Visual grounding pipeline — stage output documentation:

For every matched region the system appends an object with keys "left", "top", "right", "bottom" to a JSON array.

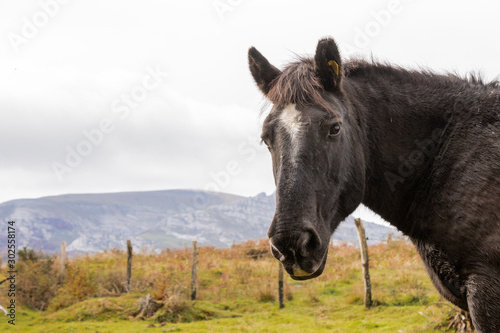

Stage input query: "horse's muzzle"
[{"left": 269, "top": 229, "right": 327, "bottom": 280}]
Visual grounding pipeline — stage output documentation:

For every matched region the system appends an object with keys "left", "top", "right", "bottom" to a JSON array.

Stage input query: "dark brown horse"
[{"left": 248, "top": 37, "right": 500, "bottom": 331}]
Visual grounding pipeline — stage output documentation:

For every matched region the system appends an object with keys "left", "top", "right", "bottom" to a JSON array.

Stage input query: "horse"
[{"left": 248, "top": 37, "right": 500, "bottom": 331}]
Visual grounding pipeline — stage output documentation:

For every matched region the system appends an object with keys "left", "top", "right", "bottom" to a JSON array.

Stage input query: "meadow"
[{"left": 0, "top": 236, "right": 459, "bottom": 332}]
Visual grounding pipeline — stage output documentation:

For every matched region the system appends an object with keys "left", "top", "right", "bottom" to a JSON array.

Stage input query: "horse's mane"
[
  {"left": 265, "top": 56, "right": 500, "bottom": 116},
  {"left": 344, "top": 58, "right": 500, "bottom": 91}
]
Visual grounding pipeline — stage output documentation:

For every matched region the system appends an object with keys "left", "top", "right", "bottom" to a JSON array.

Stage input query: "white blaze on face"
[{"left": 279, "top": 104, "right": 302, "bottom": 166}]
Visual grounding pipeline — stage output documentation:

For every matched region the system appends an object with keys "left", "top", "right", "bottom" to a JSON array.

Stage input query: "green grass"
[
  {"left": 0, "top": 301, "right": 453, "bottom": 332},
  {"left": 0, "top": 238, "right": 457, "bottom": 332}
]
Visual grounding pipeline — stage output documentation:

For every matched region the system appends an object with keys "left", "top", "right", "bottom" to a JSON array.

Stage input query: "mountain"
[{"left": 0, "top": 190, "right": 400, "bottom": 256}]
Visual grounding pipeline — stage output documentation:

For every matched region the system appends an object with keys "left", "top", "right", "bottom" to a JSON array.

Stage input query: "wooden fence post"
[
  {"left": 126, "top": 240, "right": 133, "bottom": 292},
  {"left": 354, "top": 218, "right": 372, "bottom": 308},
  {"left": 60, "top": 241, "right": 67, "bottom": 277},
  {"left": 191, "top": 241, "right": 198, "bottom": 300},
  {"left": 278, "top": 262, "right": 284, "bottom": 308}
]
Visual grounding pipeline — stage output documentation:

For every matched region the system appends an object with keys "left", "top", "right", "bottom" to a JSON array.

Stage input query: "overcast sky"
[{"left": 1, "top": 0, "right": 499, "bottom": 224}]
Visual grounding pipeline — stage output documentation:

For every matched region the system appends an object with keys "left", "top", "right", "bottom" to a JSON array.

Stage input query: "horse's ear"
[
  {"left": 248, "top": 47, "right": 281, "bottom": 96},
  {"left": 314, "top": 38, "right": 342, "bottom": 92}
]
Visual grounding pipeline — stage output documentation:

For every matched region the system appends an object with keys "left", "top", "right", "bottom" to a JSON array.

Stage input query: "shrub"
[
  {"left": 16, "top": 247, "right": 59, "bottom": 310},
  {"left": 48, "top": 264, "right": 97, "bottom": 311},
  {"left": 95, "top": 269, "right": 127, "bottom": 296}
]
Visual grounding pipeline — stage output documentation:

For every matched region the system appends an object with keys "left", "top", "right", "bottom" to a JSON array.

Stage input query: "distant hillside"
[{"left": 0, "top": 190, "right": 400, "bottom": 255}]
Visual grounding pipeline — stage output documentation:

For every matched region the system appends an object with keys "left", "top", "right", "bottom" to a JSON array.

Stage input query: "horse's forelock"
[{"left": 267, "top": 58, "right": 337, "bottom": 115}]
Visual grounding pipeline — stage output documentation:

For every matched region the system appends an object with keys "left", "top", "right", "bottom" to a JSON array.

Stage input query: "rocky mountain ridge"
[{"left": 0, "top": 190, "right": 400, "bottom": 256}]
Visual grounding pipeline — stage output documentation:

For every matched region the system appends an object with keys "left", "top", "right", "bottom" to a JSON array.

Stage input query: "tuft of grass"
[
  {"left": 346, "top": 295, "right": 364, "bottom": 305},
  {"left": 256, "top": 283, "right": 276, "bottom": 303},
  {"left": 307, "top": 291, "right": 321, "bottom": 305},
  {"left": 153, "top": 300, "right": 241, "bottom": 324}
]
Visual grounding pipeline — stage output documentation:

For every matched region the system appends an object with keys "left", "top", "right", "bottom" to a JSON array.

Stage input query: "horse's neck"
[{"left": 346, "top": 67, "right": 464, "bottom": 233}]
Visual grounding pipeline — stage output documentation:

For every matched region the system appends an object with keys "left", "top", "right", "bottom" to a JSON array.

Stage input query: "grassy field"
[{"left": 0, "top": 237, "right": 458, "bottom": 332}]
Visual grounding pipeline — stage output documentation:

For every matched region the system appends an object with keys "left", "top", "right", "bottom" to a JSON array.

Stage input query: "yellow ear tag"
[{"left": 328, "top": 60, "right": 339, "bottom": 76}]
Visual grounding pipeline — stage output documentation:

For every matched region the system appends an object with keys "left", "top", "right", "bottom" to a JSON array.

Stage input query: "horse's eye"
[
  {"left": 328, "top": 123, "right": 341, "bottom": 138},
  {"left": 261, "top": 138, "right": 271, "bottom": 150}
]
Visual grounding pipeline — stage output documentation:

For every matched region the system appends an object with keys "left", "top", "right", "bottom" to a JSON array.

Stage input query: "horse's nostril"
[
  {"left": 270, "top": 240, "right": 285, "bottom": 261},
  {"left": 298, "top": 232, "right": 311, "bottom": 257},
  {"left": 298, "top": 229, "right": 321, "bottom": 258}
]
